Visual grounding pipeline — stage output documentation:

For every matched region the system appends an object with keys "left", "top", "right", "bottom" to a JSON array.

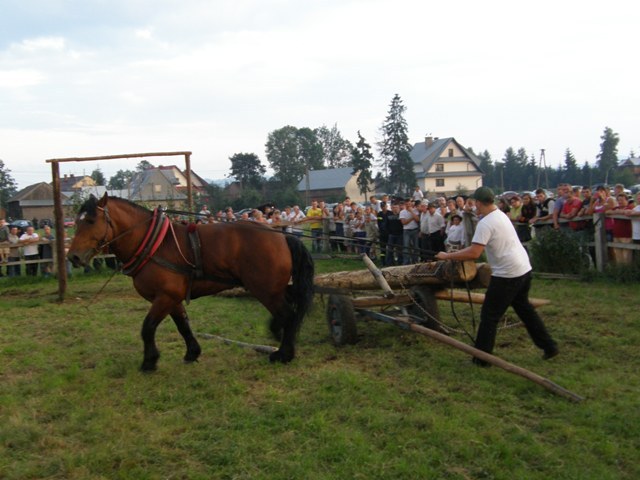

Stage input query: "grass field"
[{"left": 0, "top": 260, "right": 639, "bottom": 479}]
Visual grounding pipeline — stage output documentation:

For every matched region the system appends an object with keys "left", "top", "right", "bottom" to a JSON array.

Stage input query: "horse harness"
[{"left": 101, "top": 206, "right": 242, "bottom": 301}]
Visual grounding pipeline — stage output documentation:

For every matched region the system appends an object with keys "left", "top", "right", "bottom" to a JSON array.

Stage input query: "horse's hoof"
[
  {"left": 269, "top": 350, "right": 293, "bottom": 364},
  {"left": 140, "top": 362, "right": 158, "bottom": 372}
]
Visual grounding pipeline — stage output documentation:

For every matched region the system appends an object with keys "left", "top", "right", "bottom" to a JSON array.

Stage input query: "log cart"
[{"left": 315, "top": 256, "right": 583, "bottom": 402}]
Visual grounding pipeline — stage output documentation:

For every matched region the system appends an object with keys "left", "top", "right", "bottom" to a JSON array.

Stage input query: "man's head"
[
  {"left": 25, "top": 226, "right": 34, "bottom": 235},
  {"left": 471, "top": 186, "right": 495, "bottom": 206}
]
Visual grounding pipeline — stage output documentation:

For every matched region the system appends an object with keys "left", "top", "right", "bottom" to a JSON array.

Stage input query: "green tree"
[
  {"left": 378, "top": 94, "right": 415, "bottom": 195},
  {"left": 596, "top": 126, "right": 619, "bottom": 184},
  {"left": 136, "top": 160, "right": 154, "bottom": 171},
  {"left": 501, "top": 147, "right": 520, "bottom": 190},
  {"left": 265, "top": 126, "right": 323, "bottom": 188},
  {"left": 91, "top": 167, "right": 106, "bottom": 186},
  {"left": 562, "top": 148, "right": 579, "bottom": 185},
  {"left": 229, "top": 152, "right": 266, "bottom": 191},
  {"left": 351, "top": 131, "right": 374, "bottom": 197},
  {"left": 0, "top": 159, "right": 18, "bottom": 213},
  {"left": 477, "top": 150, "right": 494, "bottom": 188},
  {"left": 315, "top": 124, "right": 353, "bottom": 168},
  {"left": 108, "top": 169, "right": 134, "bottom": 189}
]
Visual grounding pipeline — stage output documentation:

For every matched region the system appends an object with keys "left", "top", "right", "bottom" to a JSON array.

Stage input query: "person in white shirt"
[
  {"left": 419, "top": 202, "right": 445, "bottom": 257},
  {"left": 445, "top": 214, "right": 464, "bottom": 250},
  {"left": 399, "top": 199, "right": 420, "bottom": 264},
  {"left": 436, "top": 186, "right": 558, "bottom": 366},
  {"left": 288, "top": 205, "right": 306, "bottom": 237},
  {"left": 412, "top": 186, "right": 424, "bottom": 202},
  {"left": 19, "top": 225, "right": 40, "bottom": 276}
]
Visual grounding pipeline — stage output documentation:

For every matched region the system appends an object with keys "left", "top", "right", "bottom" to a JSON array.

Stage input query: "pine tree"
[
  {"left": 351, "top": 131, "right": 374, "bottom": 197},
  {"left": 596, "top": 126, "right": 619, "bottom": 184},
  {"left": 378, "top": 94, "right": 415, "bottom": 195},
  {"left": 229, "top": 152, "right": 266, "bottom": 190}
]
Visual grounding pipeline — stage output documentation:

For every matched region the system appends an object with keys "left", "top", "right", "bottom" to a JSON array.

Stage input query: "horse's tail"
[{"left": 285, "top": 234, "right": 315, "bottom": 330}]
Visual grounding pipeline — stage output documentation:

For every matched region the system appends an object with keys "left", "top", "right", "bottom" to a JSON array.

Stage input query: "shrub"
[{"left": 529, "top": 228, "right": 590, "bottom": 274}]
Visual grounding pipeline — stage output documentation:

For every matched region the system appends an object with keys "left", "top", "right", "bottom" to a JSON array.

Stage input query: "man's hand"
[{"left": 435, "top": 251, "right": 448, "bottom": 261}]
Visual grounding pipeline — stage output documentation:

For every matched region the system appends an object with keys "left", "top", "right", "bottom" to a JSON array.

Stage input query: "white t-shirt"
[
  {"left": 288, "top": 210, "right": 305, "bottom": 233},
  {"left": 20, "top": 232, "right": 40, "bottom": 256},
  {"left": 399, "top": 208, "right": 419, "bottom": 230},
  {"left": 631, "top": 205, "right": 640, "bottom": 240},
  {"left": 472, "top": 208, "right": 531, "bottom": 278}
]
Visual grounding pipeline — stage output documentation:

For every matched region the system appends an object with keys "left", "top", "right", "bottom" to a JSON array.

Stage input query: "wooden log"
[
  {"left": 374, "top": 313, "right": 583, "bottom": 402},
  {"left": 433, "top": 289, "right": 551, "bottom": 308},
  {"left": 350, "top": 290, "right": 549, "bottom": 308},
  {"left": 466, "top": 262, "right": 492, "bottom": 289},
  {"left": 313, "top": 260, "right": 478, "bottom": 290},
  {"left": 361, "top": 254, "right": 395, "bottom": 298}
]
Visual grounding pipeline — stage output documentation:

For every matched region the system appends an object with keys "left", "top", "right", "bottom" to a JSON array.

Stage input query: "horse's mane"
[{"left": 79, "top": 195, "right": 152, "bottom": 218}]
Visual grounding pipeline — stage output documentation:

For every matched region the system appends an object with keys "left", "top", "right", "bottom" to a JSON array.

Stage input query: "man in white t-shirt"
[
  {"left": 436, "top": 186, "right": 558, "bottom": 366},
  {"left": 19, "top": 225, "right": 40, "bottom": 276}
]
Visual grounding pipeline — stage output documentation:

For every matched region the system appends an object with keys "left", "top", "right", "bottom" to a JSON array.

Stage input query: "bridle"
[{"left": 93, "top": 205, "right": 154, "bottom": 256}]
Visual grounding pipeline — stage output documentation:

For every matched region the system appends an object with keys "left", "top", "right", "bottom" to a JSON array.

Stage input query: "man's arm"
[{"left": 435, "top": 243, "right": 485, "bottom": 261}]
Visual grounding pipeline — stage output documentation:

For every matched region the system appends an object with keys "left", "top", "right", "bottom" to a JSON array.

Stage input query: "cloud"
[{"left": 0, "top": 69, "right": 46, "bottom": 88}]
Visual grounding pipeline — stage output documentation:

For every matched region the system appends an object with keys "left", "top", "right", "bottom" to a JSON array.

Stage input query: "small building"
[
  {"left": 59, "top": 174, "right": 96, "bottom": 191},
  {"left": 127, "top": 165, "right": 208, "bottom": 209},
  {"left": 296, "top": 167, "right": 374, "bottom": 204},
  {"left": 619, "top": 157, "right": 640, "bottom": 183},
  {"left": 410, "top": 136, "right": 483, "bottom": 197},
  {"left": 7, "top": 182, "right": 72, "bottom": 222}
]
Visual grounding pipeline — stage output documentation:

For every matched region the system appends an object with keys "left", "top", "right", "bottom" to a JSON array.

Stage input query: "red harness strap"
[{"left": 122, "top": 209, "right": 171, "bottom": 276}]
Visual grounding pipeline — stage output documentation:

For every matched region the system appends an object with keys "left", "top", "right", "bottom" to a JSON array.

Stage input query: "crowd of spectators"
[{"left": 3, "top": 183, "right": 639, "bottom": 278}]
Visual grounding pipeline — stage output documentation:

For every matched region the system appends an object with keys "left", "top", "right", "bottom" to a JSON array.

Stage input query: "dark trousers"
[
  {"left": 385, "top": 234, "right": 403, "bottom": 266},
  {"left": 25, "top": 254, "right": 39, "bottom": 276},
  {"left": 420, "top": 231, "right": 445, "bottom": 260},
  {"left": 311, "top": 228, "right": 323, "bottom": 253},
  {"left": 475, "top": 272, "right": 556, "bottom": 354}
]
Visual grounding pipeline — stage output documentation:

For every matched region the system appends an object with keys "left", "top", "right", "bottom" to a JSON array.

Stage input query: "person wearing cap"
[{"left": 435, "top": 186, "right": 558, "bottom": 365}]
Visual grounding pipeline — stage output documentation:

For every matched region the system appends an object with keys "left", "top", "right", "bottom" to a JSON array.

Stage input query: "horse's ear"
[{"left": 98, "top": 192, "right": 108, "bottom": 207}]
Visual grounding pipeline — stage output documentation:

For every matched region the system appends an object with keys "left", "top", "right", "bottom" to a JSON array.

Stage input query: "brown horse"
[{"left": 67, "top": 194, "right": 314, "bottom": 371}]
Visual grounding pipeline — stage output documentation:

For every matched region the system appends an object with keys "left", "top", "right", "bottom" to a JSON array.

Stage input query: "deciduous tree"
[
  {"left": 315, "top": 124, "right": 353, "bottom": 168},
  {"left": 0, "top": 160, "right": 18, "bottom": 212},
  {"left": 265, "top": 126, "right": 323, "bottom": 188},
  {"left": 229, "top": 152, "right": 266, "bottom": 190}
]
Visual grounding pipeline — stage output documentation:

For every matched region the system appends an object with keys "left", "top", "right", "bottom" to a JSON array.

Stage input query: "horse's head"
[{"left": 67, "top": 193, "right": 111, "bottom": 267}]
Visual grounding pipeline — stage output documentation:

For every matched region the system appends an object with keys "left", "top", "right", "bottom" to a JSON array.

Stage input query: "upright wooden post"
[
  {"left": 185, "top": 152, "right": 193, "bottom": 214},
  {"left": 51, "top": 161, "right": 67, "bottom": 301},
  {"left": 593, "top": 212, "right": 608, "bottom": 272}
]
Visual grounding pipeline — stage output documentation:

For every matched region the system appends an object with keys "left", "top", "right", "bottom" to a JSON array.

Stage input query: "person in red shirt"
[
  {"left": 607, "top": 193, "right": 634, "bottom": 264},
  {"left": 560, "top": 186, "right": 584, "bottom": 231}
]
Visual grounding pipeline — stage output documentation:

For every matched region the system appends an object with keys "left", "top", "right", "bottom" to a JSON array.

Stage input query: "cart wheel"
[
  {"left": 408, "top": 286, "right": 447, "bottom": 333},
  {"left": 326, "top": 294, "right": 358, "bottom": 345}
]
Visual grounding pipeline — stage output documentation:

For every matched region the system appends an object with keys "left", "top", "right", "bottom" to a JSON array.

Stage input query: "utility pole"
[{"left": 537, "top": 149, "right": 549, "bottom": 189}]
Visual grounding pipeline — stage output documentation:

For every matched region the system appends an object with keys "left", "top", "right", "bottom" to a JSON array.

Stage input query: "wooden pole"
[
  {"left": 377, "top": 313, "right": 583, "bottom": 402},
  {"left": 361, "top": 253, "right": 395, "bottom": 298},
  {"left": 185, "top": 152, "right": 193, "bottom": 215},
  {"left": 51, "top": 161, "right": 67, "bottom": 302},
  {"left": 196, "top": 332, "right": 277, "bottom": 354}
]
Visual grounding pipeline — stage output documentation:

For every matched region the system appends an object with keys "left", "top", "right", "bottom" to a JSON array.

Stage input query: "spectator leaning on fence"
[
  {"left": 19, "top": 226, "right": 40, "bottom": 276},
  {"left": 7, "top": 227, "right": 20, "bottom": 277},
  {"left": 530, "top": 188, "right": 555, "bottom": 229},
  {"left": 39, "top": 224, "right": 55, "bottom": 277},
  {"left": 0, "top": 218, "right": 9, "bottom": 277},
  {"left": 623, "top": 192, "right": 640, "bottom": 248},
  {"left": 608, "top": 193, "right": 634, "bottom": 265}
]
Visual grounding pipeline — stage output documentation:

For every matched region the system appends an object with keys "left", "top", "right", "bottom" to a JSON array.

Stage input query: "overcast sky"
[{"left": 1, "top": 0, "right": 638, "bottom": 190}]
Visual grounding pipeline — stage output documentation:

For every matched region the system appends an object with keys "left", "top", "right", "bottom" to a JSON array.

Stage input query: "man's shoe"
[{"left": 543, "top": 347, "right": 559, "bottom": 360}]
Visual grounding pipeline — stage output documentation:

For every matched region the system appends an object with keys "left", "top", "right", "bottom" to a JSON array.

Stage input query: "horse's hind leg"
[
  {"left": 268, "top": 305, "right": 297, "bottom": 364},
  {"left": 170, "top": 304, "right": 201, "bottom": 364}
]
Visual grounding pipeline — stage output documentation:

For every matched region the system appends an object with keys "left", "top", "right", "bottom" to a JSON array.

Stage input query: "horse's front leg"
[
  {"left": 140, "top": 299, "right": 173, "bottom": 372},
  {"left": 170, "top": 303, "right": 201, "bottom": 364}
]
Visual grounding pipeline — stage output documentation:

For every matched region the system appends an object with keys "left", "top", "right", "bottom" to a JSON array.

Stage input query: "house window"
[
  {"left": 448, "top": 148, "right": 454, "bottom": 157},
  {"left": 154, "top": 184, "right": 162, "bottom": 193},
  {"left": 435, "top": 163, "right": 444, "bottom": 172},
  {"left": 436, "top": 179, "right": 445, "bottom": 187}
]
